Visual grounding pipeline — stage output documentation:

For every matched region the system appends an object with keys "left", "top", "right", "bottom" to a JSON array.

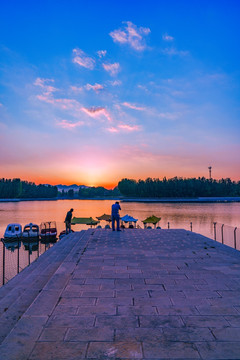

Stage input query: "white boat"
[
  {"left": 4, "top": 223, "right": 22, "bottom": 239},
  {"left": 22, "top": 223, "right": 39, "bottom": 238}
]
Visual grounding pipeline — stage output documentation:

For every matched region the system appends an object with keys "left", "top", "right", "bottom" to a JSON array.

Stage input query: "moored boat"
[
  {"left": 40, "top": 221, "right": 57, "bottom": 240},
  {"left": 22, "top": 223, "right": 39, "bottom": 238},
  {"left": 4, "top": 223, "right": 22, "bottom": 239}
]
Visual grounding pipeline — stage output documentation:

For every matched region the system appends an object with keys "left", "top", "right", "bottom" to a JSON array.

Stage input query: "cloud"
[
  {"left": 122, "top": 102, "right": 146, "bottom": 111},
  {"left": 34, "top": 77, "right": 58, "bottom": 95},
  {"left": 85, "top": 83, "right": 104, "bottom": 92},
  {"left": 106, "top": 126, "right": 119, "bottom": 133},
  {"left": 72, "top": 48, "right": 95, "bottom": 70},
  {"left": 118, "top": 124, "right": 141, "bottom": 131},
  {"left": 102, "top": 62, "right": 120, "bottom": 76},
  {"left": 81, "top": 106, "right": 112, "bottom": 122},
  {"left": 108, "top": 80, "right": 122, "bottom": 86},
  {"left": 70, "top": 86, "right": 83, "bottom": 92},
  {"left": 106, "top": 124, "right": 141, "bottom": 133},
  {"left": 162, "top": 47, "right": 189, "bottom": 56},
  {"left": 97, "top": 50, "right": 107, "bottom": 58},
  {"left": 110, "top": 21, "right": 150, "bottom": 51},
  {"left": 57, "top": 119, "right": 84, "bottom": 129},
  {"left": 162, "top": 33, "right": 174, "bottom": 41}
]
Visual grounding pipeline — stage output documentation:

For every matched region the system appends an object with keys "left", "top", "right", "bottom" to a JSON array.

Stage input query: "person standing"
[
  {"left": 111, "top": 201, "right": 121, "bottom": 231},
  {"left": 65, "top": 208, "right": 74, "bottom": 234}
]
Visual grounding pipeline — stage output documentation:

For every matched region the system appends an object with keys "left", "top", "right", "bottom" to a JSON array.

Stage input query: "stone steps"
[{"left": 0, "top": 230, "right": 88, "bottom": 345}]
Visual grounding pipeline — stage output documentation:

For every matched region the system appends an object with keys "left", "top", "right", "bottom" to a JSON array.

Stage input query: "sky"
[{"left": 0, "top": 0, "right": 239, "bottom": 188}]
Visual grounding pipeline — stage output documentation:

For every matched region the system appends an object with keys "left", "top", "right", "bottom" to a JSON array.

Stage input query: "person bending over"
[{"left": 65, "top": 208, "right": 74, "bottom": 234}]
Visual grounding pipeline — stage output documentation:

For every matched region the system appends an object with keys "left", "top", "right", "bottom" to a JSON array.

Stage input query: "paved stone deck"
[{"left": 0, "top": 229, "right": 240, "bottom": 359}]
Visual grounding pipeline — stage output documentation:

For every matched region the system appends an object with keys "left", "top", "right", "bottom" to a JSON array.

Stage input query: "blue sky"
[{"left": 0, "top": 0, "right": 239, "bottom": 187}]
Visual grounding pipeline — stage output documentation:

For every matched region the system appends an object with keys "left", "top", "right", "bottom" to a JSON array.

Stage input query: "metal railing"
[
  {"left": 213, "top": 222, "right": 239, "bottom": 250},
  {"left": 0, "top": 235, "right": 58, "bottom": 287}
]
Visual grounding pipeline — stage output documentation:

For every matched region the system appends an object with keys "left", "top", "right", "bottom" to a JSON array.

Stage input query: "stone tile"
[
  {"left": 97, "top": 297, "right": 133, "bottom": 306},
  {"left": 95, "top": 315, "right": 139, "bottom": 328},
  {"left": 224, "top": 315, "right": 240, "bottom": 327},
  {"left": 46, "top": 315, "right": 95, "bottom": 328},
  {"left": 52, "top": 305, "right": 78, "bottom": 316},
  {"left": 87, "top": 341, "right": 143, "bottom": 359},
  {"left": 142, "top": 341, "right": 200, "bottom": 359},
  {"left": 196, "top": 305, "right": 239, "bottom": 315},
  {"left": 117, "top": 305, "right": 158, "bottom": 316},
  {"left": 59, "top": 297, "right": 96, "bottom": 306},
  {"left": 38, "top": 327, "right": 68, "bottom": 341},
  {"left": 211, "top": 327, "right": 240, "bottom": 341},
  {"left": 29, "top": 341, "right": 87, "bottom": 360},
  {"left": 139, "top": 315, "right": 184, "bottom": 328},
  {"left": 182, "top": 315, "right": 229, "bottom": 328},
  {"left": 115, "top": 327, "right": 164, "bottom": 342},
  {"left": 65, "top": 327, "right": 114, "bottom": 341},
  {"left": 0, "top": 315, "right": 48, "bottom": 360},
  {"left": 196, "top": 341, "right": 240, "bottom": 359},
  {"left": 77, "top": 305, "right": 116, "bottom": 316},
  {"left": 156, "top": 305, "right": 199, "bottom": 315},
  {"left": 163, "top": 327, "right": 215, "bottom": 341}
]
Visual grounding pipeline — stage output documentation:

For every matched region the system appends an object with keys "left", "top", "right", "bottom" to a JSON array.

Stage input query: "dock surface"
[{"left": 0, "top": 229, "right": 240, "bottom": 359}]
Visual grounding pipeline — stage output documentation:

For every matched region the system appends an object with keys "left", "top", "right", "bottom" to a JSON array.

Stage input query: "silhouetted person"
[
  {"left": 65, "top": 208, "right": 74, "bottom": 234},
  {"left": 111, "top": 201, "right": 121, "bottom": 231}
]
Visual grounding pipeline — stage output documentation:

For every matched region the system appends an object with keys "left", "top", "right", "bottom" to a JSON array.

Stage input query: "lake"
[
  {"left": 0, "top": 199, "right": 240, "bottom": 286},
  {"left": 1, "top": 199, "right": 240, "bottom": 239}
]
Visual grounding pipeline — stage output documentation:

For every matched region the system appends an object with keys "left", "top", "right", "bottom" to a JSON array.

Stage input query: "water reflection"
[{"left": 0, "top": 200, "right": 240, "bottom": 240}]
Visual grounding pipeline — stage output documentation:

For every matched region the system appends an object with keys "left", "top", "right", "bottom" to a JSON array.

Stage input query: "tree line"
[
  {"left": 118, "top": 177, "right": 240, "bottom": 198},
  {"left": 0, "top": 178, "right": 58, "bottom": 199}
]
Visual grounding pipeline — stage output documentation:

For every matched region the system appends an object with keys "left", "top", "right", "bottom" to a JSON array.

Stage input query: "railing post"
[
  {"left": 2, "top": 240, "right": 5, "bottom": 285},
  {"left": 17, "top": 236, "right": 20, "bottom": 274},
  {"left": 190, "top": 222, "right": 192, "bottom": 232},
  {"left": 213, "top": 222, "right": 217, "bottom": 241},
  {"left": 221, "top": 224, "right": 224, "bottom": 244},
  {"left": 28, "top": 233, "right": 30, "bottom": 265},
  {"left": 234, "top": 227, "right": 237, "bottom": 250},
  {"left": 167, "top": 222, "right": 170, "bottom": 229}
]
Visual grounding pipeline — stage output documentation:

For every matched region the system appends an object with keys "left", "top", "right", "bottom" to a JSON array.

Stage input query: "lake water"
[
  {"left": 1, "top": 199, "right": 240, "bottom": 239},
  {"left": 0, "top": 200, "right": 240, "bottom": 286}
]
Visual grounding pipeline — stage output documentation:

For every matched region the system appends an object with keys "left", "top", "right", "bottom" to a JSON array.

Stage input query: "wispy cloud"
[
  {"left": 57, "top": 119, "right": 84, "bottom": 129},
  {"left": 118, "top": 124, "right": 141, "bottom": 131},
  {"left": 72, "top": 48, "right": 95, "bottom": 69},
  {"left": 162, "top": 47, "right": 189, "bottom": 56},
  {"left": 81, "top": 106, "right": 112, "bottom": 122},
  {"left": 34, "top": 78, "right": 58, "bottom": 95},
  {"left": 106, "top": 124, "right": 141, "bottom": 133},
  {"left": 162, "top": 33, "right": 174, "bottom": 41},
  {"left": 70, "top": 86, "right": 83, "bottom": 92},
  {"left": 122, "top": 102, "right": 146, "bottom": 111},
  {"left": 108, "top": 80, "right": 122, "bottom": 87},
  {"left": 97, "top": 50, "right": 107, "bottom": 58},
  {"left": 102, "top": 62, "right": 120, "bottom": 76},
  {"left": 85, "top": 83, "right": 104, "bottom": 92},
  {"left": 110, "top": 21, "right": 150, "bottom": 51}
]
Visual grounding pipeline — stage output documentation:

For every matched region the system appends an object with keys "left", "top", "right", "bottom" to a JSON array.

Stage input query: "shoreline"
[{"left": 0, "top": 196, "right": 240, "bottom": 203}]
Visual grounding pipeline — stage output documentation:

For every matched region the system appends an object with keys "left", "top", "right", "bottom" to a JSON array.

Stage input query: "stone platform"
[{"left": 0, "top": 229, "right": 240, "bottom": 359}]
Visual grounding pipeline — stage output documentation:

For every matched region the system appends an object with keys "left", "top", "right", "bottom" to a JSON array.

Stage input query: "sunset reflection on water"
[{"left": 0, "top": 200, "right": 240, "bottom": 240}]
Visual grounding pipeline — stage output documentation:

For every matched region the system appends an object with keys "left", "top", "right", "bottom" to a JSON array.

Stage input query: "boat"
[
  {"left": 40, "top": 221, "right": 57, "bottom": 241},
  {"left": 4, "top": 223, "right": 22, "bottom": 239},
  {"left": 22, "top": 223, "right": 39, "bottom": 239}
]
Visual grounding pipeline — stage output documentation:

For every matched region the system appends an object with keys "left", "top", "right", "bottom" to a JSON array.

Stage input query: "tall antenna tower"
[{"left": 208, "top": 166, "right": 212, "bottom": 180}]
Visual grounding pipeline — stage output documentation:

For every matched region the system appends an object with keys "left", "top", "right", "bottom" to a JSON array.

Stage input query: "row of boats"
[{"left": 3, "top": 221, "right": 58, "bottom": 241}]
